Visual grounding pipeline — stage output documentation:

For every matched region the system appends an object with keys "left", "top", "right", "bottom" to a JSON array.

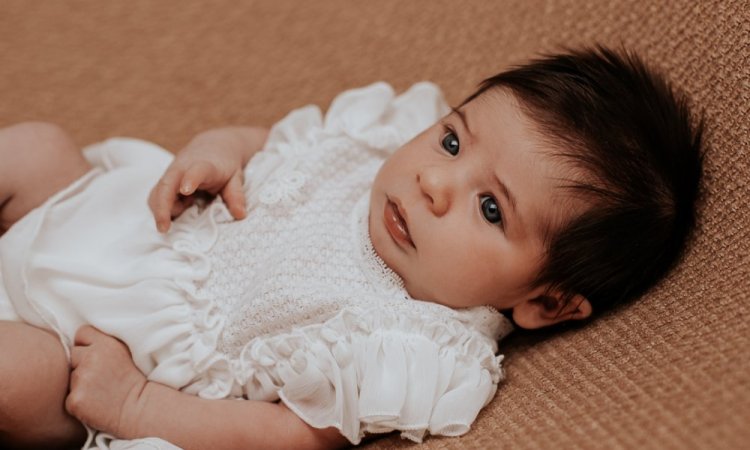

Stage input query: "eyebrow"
[{"left": 451, "top": 107, "right": 473, "bottom": 138}]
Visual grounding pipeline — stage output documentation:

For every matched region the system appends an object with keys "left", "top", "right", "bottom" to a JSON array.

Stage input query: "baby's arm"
[
  {"left": 149, "top": 126, "right": 269, "bottom": 232},
  {"left": 0, "top": 122, "right": 90, "bottom": 232},
  {"left": 66, "top": 326, "right": 347, "bottom": 450},
  {"left": 124, "top": 383, "right": 346, "bottom": 450}
]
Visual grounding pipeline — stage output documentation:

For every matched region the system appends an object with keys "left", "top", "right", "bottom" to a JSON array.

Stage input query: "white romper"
[{"left": 0, "top": 82, "right": 513, "bottom": 447}]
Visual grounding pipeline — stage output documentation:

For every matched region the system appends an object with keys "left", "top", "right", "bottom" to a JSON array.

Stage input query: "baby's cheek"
[{"left": 423, "top": 266, "right": 485, "bottom": 308}]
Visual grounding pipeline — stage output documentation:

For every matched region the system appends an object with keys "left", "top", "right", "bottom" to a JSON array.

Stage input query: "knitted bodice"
[{"left": 196, "top": 145, "right": 405, "bottom": 357}]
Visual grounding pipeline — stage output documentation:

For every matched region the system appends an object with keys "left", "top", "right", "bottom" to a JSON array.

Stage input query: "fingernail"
[{"left": 181, "top": 183, "right": 191, "bottom": 194}]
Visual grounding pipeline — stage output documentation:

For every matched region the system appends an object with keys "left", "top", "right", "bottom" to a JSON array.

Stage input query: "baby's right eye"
[{"left": 441, "top": 130, "right": 460, "bottom": 156}]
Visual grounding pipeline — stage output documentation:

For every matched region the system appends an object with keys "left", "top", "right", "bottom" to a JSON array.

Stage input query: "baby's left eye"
[
  {"left": 441, "top": 131, "right": 460, "bottom": 156},
  {"left": 480, "top": 195, "right": 503, "bottom": 225}
]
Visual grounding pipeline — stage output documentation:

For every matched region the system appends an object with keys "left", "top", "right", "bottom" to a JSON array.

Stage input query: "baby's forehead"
[
  {"left": 457, "top": 89, "right": 552, "bottom": 148},
  {"left": 460, "top": 91, "right": 594, "bottom": 243}
]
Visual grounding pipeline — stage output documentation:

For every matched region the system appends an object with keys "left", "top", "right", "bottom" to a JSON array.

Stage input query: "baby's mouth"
[{"left": 384, "top": 198, "right": 415, "bottom": 249}]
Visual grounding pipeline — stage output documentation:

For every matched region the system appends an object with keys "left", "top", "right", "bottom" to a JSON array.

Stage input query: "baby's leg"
[
  {"left": 0, "top": 122, "right": 91, "bottom": 233},
  {"left": 0, "top": 321, "right": 86, "bottom": 449}
]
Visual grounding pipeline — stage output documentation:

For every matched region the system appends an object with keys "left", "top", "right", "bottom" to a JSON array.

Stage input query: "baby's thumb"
[{"left": 222, "top": 171, "right": 247, "bottom": 220}]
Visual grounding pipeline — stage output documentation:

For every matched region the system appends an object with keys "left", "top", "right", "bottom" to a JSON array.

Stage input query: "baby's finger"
[
  {"left": 221, "top": 171, "right": 247, "bottom": 220},
  {"left": 74, "top": 325, "right": 100, "bottom": 346},
  {"left": 181, "top": 161, "right": 221, "bottom": 195},
  {"left": 149, "top": 169, "right": 183, "bottom": 232}
]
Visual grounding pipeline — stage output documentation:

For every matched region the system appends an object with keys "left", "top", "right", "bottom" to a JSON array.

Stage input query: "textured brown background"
[{"left": 1, "top": 1, "right": 748, "bottom": 449}]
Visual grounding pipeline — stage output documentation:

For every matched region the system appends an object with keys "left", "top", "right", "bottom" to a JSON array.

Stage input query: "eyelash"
[{"left": 439, "top": 124, "right": 504, "bottom": 229}]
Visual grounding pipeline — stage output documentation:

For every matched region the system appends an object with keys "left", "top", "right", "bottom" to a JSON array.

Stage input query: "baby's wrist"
[{"left": 117, "top": 379, "right": 153, "bottom": 439}]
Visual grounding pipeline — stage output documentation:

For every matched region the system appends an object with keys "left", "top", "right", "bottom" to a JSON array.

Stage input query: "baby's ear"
[{"left": 511, "top": 291, "right": 592, "bottom": 329}]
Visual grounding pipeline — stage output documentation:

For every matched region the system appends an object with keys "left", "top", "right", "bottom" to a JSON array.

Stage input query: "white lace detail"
[
  {"left": 257, "top": 166, "right": 308, "bottom": 205},
  {"left": 351, "top": 194, "right": 407, "bottom": 295}
]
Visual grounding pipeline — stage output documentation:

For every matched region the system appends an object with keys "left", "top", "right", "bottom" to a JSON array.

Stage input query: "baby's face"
[{"left": 369, "top": 90, "right": 575, "bottom": 311}]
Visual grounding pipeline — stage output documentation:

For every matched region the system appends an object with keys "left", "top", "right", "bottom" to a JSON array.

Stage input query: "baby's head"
[{"left": 369, "top": 46, "right": 703, "bottom": 329}]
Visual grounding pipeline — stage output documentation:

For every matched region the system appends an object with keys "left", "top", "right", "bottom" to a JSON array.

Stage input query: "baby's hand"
[
  {"left": 65, "top": 325, "right": 148, "bottom": 438},
  {"left": 149, "top": 128, "right": 257, "bottom": 232}
]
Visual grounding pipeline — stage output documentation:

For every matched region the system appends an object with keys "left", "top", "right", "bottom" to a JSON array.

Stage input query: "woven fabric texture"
[{"left": 0, "top": 1, "right": 747, "bottom": 449}]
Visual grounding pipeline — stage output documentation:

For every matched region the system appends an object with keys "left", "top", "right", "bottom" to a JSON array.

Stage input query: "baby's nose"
[{"left": 417, "top": 168, "right": 452, "bottom": 216}]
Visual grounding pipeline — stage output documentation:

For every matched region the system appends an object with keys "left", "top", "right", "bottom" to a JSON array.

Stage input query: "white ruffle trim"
[
  {"left": 248, "top": 81, "right": 449, "bottom": 209},
  {"left": 176, "top": 303, "right": 504, "bottom": 445},
  {"left": 147, "top": 198, "right": 238, "bottom": 397}
]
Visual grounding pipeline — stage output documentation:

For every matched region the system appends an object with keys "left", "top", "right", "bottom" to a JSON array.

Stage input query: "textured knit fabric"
[{"left": 0, "top": 82, "right": 513, "bottom": 446}]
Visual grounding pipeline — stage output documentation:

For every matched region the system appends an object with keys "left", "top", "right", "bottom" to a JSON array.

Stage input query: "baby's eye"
[
  {"left": 480, "top": 195, "right": 503, "bottom": 225},
  {"left": 441, "top": 131, "right": 460, "bottom": 156}
]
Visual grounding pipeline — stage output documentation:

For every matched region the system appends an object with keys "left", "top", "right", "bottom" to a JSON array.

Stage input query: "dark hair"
[{"left": 464, "top": 46, "right": 703, "bottom": 314}]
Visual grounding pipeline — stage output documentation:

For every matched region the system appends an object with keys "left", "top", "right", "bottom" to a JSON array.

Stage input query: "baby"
[{"left": 0, "top": 47, "right": 702, "bottom": 449}]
